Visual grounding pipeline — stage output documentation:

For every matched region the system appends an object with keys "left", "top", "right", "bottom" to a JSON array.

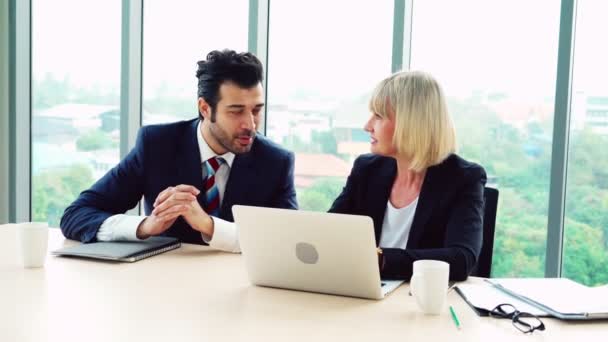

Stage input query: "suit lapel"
[
  {"left": 406, "top": 165, "right": 442, "bottom": 249},
  {"left": 370, "top": 158, "right": 396, "bottom": 244},
  {"left": 176, "top": 119, "right": 205, "bottom": 207}
]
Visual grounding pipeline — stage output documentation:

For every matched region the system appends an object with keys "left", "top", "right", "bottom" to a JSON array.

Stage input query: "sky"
[
  {"left": 31, "top": 0, "right": 608, "bottom": 105},
  {"left": 32, "top": 0, "right": 122, "bottom": 89},
  {"left": 411, "top": 0, "right": 561, "bottom": 99},
  {"left": 411, "top": 0, "right": 608, "bottom": 98}
]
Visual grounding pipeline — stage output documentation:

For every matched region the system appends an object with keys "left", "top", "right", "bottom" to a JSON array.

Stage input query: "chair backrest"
[{"left": 471, "top": 187, "right": 499, "bottom": 278}]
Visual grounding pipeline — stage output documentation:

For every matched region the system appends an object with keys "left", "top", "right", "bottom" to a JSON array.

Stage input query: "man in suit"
[{"left": 60, "top": 49, "right": 297, "bottom": 252}]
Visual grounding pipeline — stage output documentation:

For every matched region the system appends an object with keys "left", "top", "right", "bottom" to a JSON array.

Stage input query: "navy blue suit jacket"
[
  {"left": 60, "top": 118, "right": 298, "bottom": 244},
  {"left": 329, "top": 153, "right": 486, "bottom": 281}
]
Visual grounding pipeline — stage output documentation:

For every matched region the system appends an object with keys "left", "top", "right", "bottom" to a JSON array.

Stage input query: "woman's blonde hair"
[{"left": 369, "top": 70, "right": 456, "bottom": 172}]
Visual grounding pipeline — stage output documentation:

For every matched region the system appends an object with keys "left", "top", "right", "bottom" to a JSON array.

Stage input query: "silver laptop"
[{"left": 233, "top": 205, "right": 404, "bottom": 300}]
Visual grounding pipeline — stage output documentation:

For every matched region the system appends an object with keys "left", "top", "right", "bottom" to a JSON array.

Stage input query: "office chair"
[{"left": 471, "top": 187, "right": 499, "bottom": 278}]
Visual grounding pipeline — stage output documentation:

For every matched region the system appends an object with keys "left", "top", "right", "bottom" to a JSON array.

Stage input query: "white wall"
[{"left": 0, "top": 0, "right": 9, "bottom": 223}]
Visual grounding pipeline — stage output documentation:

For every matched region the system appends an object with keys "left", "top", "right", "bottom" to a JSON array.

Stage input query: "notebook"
[
  {"left": 455, "top": 282, "right": 549, "bottom": 317},
  {"left": 52, "top": 236, "right": 181, "bottom": 262},
  {"left": 487, "top": 278, "right": 608, "bottom": 320}
]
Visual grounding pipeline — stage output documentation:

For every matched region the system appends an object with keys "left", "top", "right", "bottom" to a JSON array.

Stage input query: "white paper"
[
  {"left": 456, "top": 283, "right": 547, "bottom": 316},
  {"left": 489, "top": 278, "right": 608, "bottom": 315}
]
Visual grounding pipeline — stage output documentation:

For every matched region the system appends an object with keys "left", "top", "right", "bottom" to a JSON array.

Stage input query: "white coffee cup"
[
  {"left": 410, "top": 260, "right": 450, "bottom": 315},
  {"left": 17, "top": 222, "right": 49, "bottom": 268}
]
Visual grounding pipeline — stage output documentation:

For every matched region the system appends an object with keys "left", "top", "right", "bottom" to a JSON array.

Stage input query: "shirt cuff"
[
  {"left": 96, "top": 214, "right": 148, "bottom": 242},
  {"left": 201, "top": 217, "right": 240, "bottom": 253}
]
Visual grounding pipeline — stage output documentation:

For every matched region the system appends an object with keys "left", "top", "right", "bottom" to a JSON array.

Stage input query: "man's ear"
[{"left": 198, "top": 97, "right": 211, "bottom": 121}]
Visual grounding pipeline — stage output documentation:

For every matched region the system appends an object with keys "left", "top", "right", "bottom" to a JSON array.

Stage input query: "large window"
[
  {"left": 563, "top": 0, "right": 608, "bottom": 286},
  {"left": 21, "top": 1, "right": 608, "bottom": 282},
  {"left": 31, "top": 0, "right": 122, "bottom": 226},
  {"left": 410, "top": 0, "right": 561, "bottom": 277},
  {"left": 266, "top": 0, "right": 393, "bottom": 211},
  {"left": 142, "top": 0, "right": 248, "bottom": 125}
]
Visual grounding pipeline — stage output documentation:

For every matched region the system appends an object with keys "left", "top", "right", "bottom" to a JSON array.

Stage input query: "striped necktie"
[{"left": 203, "top": 156, "right": 223, "bottom": 217}]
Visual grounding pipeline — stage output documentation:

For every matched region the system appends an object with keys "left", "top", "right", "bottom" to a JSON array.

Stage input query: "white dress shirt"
[
  {"left": 96, "top": 121, "right": 241, "bottom": 253},
  {"left": 378, "top": 197, "right": 419, "bottom": 249}
]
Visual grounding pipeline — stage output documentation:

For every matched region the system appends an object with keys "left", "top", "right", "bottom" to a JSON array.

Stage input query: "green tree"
[
  {"left": 312, "top": 131, "right": 338, "bottom": 155},
  {"left": 32, "top": 164, "right": 94, "bottom": 227},
  {"left": 562, "top": 220, "right": 608, "bottom": 285},
  {"left": 569, "top": 129, "right": 608, "bottom": 189},
  {"left": 299, "top": 191, "right": 331, "bottom": 212},
  {"left": 143, "top": 81, "right": 195, "bottom": 117},
  {"left": 33, "top": 74, "right": 120, "bottom": 110},
  {"left": 76, "top": 130, "right": 118, "bottom": 151},
  {"left": 283, "top": 130, "right": 338, "bottom": 155},
  {"left": 298, "top": 177, "right": 345, "bottom": 211},
  {"left": 32, "top": 73, "right": 71, "bottom": 110}
]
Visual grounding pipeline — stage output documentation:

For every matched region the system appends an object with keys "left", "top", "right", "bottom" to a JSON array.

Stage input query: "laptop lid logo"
[{"left": 295, "top": 242, "right": 319, "bottom": 264}]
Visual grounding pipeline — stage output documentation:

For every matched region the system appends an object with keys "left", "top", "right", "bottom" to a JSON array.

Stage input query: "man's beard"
[{"left": 209, "top": 123, "right": 256, "bottom": 154}]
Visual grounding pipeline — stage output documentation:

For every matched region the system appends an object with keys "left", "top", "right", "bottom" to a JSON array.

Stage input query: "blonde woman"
[{"left": 330, "top": 71, "right": 486, "bottom": 281}]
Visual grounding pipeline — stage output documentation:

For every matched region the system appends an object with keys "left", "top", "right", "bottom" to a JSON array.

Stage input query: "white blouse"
[{"left": 379, "top": 197, "right": 419, "bottom": 249}]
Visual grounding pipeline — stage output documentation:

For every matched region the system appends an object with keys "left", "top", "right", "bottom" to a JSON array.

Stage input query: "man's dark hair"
[{"left": 196, "top": 49, "right": 264, "bottom": 122}]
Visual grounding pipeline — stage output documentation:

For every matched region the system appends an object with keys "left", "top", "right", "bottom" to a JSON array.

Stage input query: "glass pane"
[
  {"left": 563, "top": 0, "right": 608, "bottom": 286},
  {"left": 411, "top": 0, "right": 560, "bottom": 277},
  {"left": 31, "top": 0, "right": 121, "bottom": 227},
  {"left": 266, "top": 0, "right": 393, "bottom": 211},
  {"left": 142, "top": 0, "right": 248, "bottom": 125}
]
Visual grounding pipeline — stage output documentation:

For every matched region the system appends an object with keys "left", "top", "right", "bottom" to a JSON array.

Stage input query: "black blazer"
[
  {"left": 60, "top": 118, "right": 298, "bottom": 244},
  {"left": 329, "top": 153, "right": 486, "bottom": 281}
]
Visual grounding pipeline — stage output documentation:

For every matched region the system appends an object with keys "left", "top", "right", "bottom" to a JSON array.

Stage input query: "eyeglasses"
[{"left": 489, "top": 304, "right": 546, "bottom": 333}]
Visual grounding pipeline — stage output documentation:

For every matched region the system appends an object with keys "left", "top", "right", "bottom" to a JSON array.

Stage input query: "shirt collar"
[{"left": 197, "top": 120, "right": 235, "bottom": 167}]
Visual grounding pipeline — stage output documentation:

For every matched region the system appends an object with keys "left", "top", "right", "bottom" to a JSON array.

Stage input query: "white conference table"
[{"left": 1, "top": 224, "right": 606, "bottom": 342}]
